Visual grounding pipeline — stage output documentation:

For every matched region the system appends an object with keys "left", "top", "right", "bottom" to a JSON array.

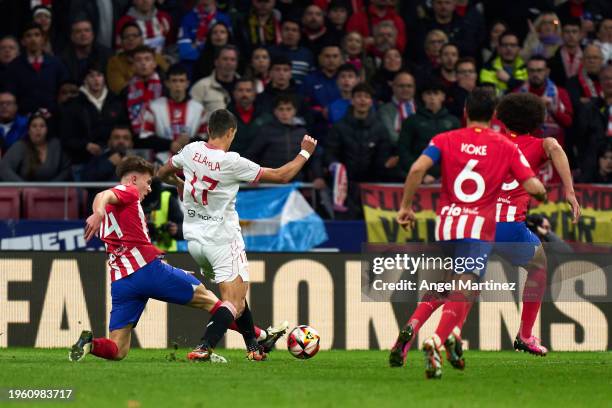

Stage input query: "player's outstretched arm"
[
  {"left": 522, "top": 177, "right": 547, "bottom": 203},
  {"left": 543, "top": 137, "right": 581, "bottom": 223},
  {"left": 157, "top": 161, "right": 185, "bottom": 197},
  {"left": 397, "top": 154, "right": 434, "bottom": 230},
  {"left": 259, "top": 135, "right": 317, "bottom": 184},
  {"left": 84, "top": 190, "right": 120, "bottom": 241}
]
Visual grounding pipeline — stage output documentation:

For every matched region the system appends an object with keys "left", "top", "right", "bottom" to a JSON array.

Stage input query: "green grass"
[{"left": 1, "top": 348, "right": 611, "bottom": 408}]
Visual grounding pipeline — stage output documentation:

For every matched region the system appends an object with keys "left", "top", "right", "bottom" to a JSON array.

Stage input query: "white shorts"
[{"left": 187, "top": 238, "right": 250, "bottom": 284}]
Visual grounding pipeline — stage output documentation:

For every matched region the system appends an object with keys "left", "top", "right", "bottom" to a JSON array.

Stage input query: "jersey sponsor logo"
[
  {"left": 460, "top": 143, "right": 488, "bottom": 156},
  {"left": 440, "top": 203, "right": 481, "bottom": 217},
  {"left": 186, "top": 209, "right": 224, "bottom": 222},
  {"left": 192, "top": 152, "right": 221, "bottom": 171}
]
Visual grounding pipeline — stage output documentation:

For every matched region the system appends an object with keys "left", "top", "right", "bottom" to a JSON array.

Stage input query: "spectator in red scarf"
[
  {"left": 115, "top": 0, "right": 173, "bottom": 53},
  {"left": 514, "top": 56, "right": 573, "bottom": 157},
  {"left": 178, "top": 0, "right": 232, "bottom": 71},
  {"left": 341, "top": 31, "right": 375, "bottom": 81},
  {"left": 566, "top": 44, "right": 604, "bottom": 109},
  {"left": 121, "top": 45, "right": 163, "bottom": 135},
  {"left": 346, "top": 0, "right": 406, "bottom": 53}
]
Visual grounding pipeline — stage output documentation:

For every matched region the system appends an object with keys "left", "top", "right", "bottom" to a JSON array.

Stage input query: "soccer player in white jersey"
[{"left": 157, "top": 108, "right": 317, "bottom": 361}]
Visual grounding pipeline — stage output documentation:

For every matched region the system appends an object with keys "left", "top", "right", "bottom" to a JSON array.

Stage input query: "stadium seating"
[
  {"left": 22, "top": 188, "right": 80, "bottom": 220},
  {"left": 0, "top": 188, "right": 21, "bottom": 219}
]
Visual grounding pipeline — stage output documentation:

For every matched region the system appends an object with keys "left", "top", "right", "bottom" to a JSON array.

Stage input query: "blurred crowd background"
[{"left": 0, "top": 0, "right": 610, "bottom": 223}]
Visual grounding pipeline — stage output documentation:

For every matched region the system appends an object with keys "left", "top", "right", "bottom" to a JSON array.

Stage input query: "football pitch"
[{"left": 1, "top": 348, "right": 611, "bottom": 408}]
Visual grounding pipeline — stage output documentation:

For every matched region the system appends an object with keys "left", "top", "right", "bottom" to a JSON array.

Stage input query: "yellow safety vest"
[{"left": 151, "top": 191, "right": 178, "bottom": 252}]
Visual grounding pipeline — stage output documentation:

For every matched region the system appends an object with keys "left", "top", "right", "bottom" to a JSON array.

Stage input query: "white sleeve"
[
  {"left": 230, "top": 154, "right": 263, "bottom": 183},
  {"left": 171, "top": 146, "right": 187, "bottom": 169}
]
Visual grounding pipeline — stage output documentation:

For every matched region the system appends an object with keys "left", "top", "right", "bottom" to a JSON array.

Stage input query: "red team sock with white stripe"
[
  {"left": 210, "top": 300, "right": 265, "bottom": 341},
  {"left": 92, "top": 338, "right": 119, "bottom": 360},
  {"left": 519, "top": 267, "right": 547, "bottom": 339}
]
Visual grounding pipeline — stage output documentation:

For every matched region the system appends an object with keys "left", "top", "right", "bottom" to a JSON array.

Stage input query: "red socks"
[
  {"left": 520, "top": 266, "right": 547, "bottom": 339},
  {"left": 210, "top": 300, "right": 264, "bottom": 339},
  {"left": 408, "top": 298, "right": 444, "bottom": 333},
  {"left": 92, "top": 338, "right": 119, "bottom": 360},
  {"left": 433, "top": 291, "right": 469, "bottom": 346},
  {"left": 456, "top": 301, "right": 474, "bottom": 332}
]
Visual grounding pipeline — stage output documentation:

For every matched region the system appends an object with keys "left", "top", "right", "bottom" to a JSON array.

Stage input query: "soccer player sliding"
[
  {"left": 69, "top": 156, "right": 286, "bottom": 363},
  {"left": 157, "top": 109, "right": 318, "bottom": 362},
  {"left": 389, "top": 88, "right": 547, "bottom": 379},
  {"left": 443, "top": 93, "right": 581, "bottom": 366}
]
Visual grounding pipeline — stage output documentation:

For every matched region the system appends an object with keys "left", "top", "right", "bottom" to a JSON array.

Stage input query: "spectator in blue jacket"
[
  {"left": 301, "top": 43, "right": 343, "bottom": 120},
  {"left": 6, "top": 22, "right": 68, "bottom": 115},
  {"left": 327, "top": 63, "right": 359, "bottom": 124},
  {"left": 178, "top": 0, "right": 232, "bottom": 73},
  {"left": 268, "top": 18, "right": 314, "bottom": 86},
  {"left": 0, "top": 91, "right": 28, "bottom": 155}
]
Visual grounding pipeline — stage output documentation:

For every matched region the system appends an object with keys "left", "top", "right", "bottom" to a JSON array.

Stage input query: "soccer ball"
[{"left": 287, "top": 325, "right": 320, "bottom": 359}]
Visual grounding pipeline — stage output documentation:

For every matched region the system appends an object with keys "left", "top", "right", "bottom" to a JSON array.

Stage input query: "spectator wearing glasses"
[
  {"left": 107, "top": 22, "right": 169, "bottom": 94},
  {"left": 566, "top": 44, "right": 605, "bottom": 110},
  {"left": 479, "top": 31, "right": 527, "bottom": 94},
  {"left": 0, "top": 91, "right": 28, "bottom": 155}
]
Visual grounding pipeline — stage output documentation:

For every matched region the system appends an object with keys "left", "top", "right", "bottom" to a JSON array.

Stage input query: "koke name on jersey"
[{"left": 460, "top": 143, "right": 488, "bottom": 156}]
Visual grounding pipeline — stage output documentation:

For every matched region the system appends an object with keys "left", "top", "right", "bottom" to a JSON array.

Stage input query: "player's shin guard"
[
  {"left": 408, "top": 295, "right": 445, "bottom": 334},
  {"left": 91, "top": 338, "right": 119, "bottom": 360},
  {"left": 235, "top": 301, "right": 259, "bottom": 351},
  {"left": 200, "top": 301, "right": 237, "bottom": 349},
  {"left": 211, "top": 300, "right": 265, "bottom": 340},
  {"left": 520, "top": 266, "right": 546, "bottom": 339},
  {"left": 434, "top": 293, "right": 468, "bottom": 349}
]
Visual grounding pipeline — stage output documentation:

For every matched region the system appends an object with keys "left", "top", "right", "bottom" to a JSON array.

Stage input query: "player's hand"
[
  {"left": 496, "top": 69, "right": 510, "bottom": 83},
  {"left": 385, "top": 156, "right": 399, "bottom": 168},
  {"left": 86, "top": 143, "right": 102, "bottom": 156},
  {"left": 301, "top": 135, "right": 317, "bottom": 155},
  {"left": 84, "top": 211, "right": 104, "bottom": 242},
  {"left": 397, "top": 207, "right": 416, "bottom": 230},
  {"left": 566, "top": 192, "right": 581, "bottom": 223}
]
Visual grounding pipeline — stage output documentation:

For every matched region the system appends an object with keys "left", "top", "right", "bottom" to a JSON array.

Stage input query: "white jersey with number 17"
[{"left": 170, "top": 141, "right": 263, "bottom": 246}]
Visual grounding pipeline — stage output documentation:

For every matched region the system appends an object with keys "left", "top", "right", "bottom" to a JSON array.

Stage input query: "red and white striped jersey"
[
  {"left": 496, "top": 132, "right": 548, "bottom": 223},
  {"left": 140, "top": 97, "right": 208, "bottom": 142},
  {"left": 427, "top": 127, "right": 535, "bottom": 242},
  {"left": 115, "top": 9, "right": 173, "bottom": 52},
  {"left": 99, "top": 184, "right": 163, "bottom": 282}
]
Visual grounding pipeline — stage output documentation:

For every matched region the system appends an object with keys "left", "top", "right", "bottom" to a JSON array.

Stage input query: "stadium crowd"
[{"left": 0, "top": 0, "right": 611, "bottom": 220}]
